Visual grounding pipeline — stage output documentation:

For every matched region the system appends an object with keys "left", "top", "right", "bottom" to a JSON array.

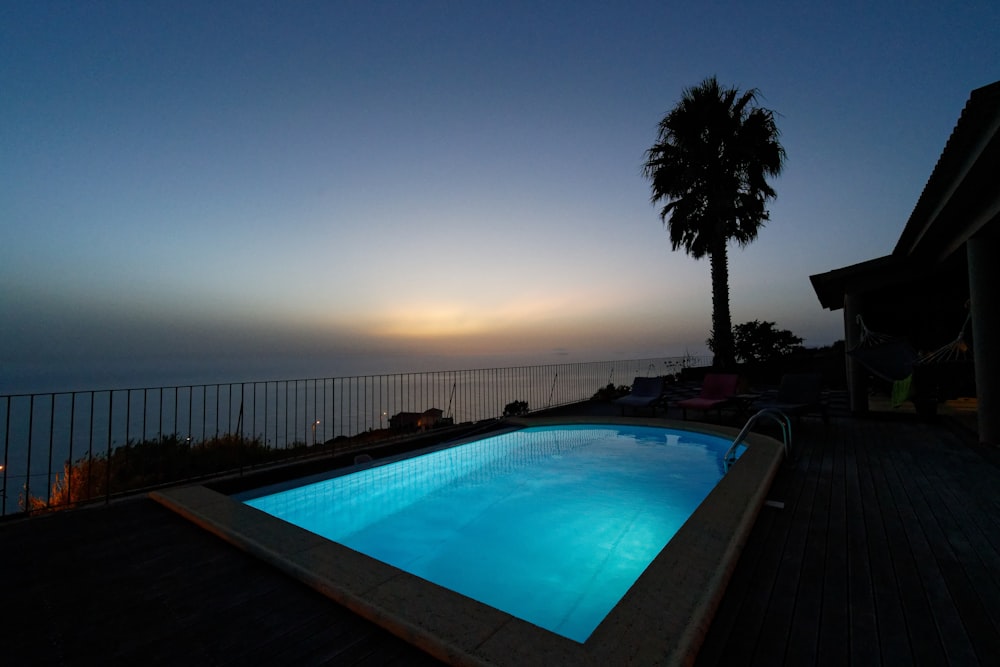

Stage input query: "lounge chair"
[
  {"left": 613, "top": 376, "right": 665, "bottom": 416},
  {"left": 676, "top": 373, "right": 740, "bottom": 420},
  {"left": 754, "top": 373, "right": 828, "bottom": 422}
]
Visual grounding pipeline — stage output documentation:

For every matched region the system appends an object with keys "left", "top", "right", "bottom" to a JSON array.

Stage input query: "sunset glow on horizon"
[{"left": 2, "top": 1, "right": 997, "bottom": 392}]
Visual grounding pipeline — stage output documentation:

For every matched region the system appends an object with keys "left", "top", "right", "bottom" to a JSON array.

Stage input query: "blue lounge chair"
[{"left": 613, "top": 376, "right": 665, "bottom": 416}]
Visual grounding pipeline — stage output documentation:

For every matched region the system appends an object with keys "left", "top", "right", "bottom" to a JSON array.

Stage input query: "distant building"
[{"left": 389, "top": 408, "right": 445, "bottom": 432}]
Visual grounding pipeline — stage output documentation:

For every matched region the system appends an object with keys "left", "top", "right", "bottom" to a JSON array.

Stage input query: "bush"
[
  {"left": 26, "top": 433, "right": 279, "bottom": 512},
  {"left": 591, "top": 383, "right": 631, "bottom": 401},
  {"left": 503, "top": 400, "right": 529, "bottom": 417}
]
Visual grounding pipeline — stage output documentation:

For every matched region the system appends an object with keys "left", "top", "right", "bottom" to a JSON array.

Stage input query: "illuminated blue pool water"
[{"left": 241, "top": 424, "right": 739, "bottom": 642}]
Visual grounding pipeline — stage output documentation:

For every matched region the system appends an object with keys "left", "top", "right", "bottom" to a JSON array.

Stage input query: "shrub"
[
  {"left": 26, "top": 433, "right": 278, "bottom": 512},
  {"left": 591, "top": 383, "right": 631, "bottom": 401},
  {"left": 503, "top": 400, "right": 529, "bottom": 417}
]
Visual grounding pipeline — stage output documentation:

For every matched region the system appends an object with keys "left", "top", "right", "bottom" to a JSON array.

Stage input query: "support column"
[
  {"left": 967, "top": 234, "right": 1000, "bottom": 445},
  {"left": 844, "top": 292, "right": 869, "bottom": 415}
]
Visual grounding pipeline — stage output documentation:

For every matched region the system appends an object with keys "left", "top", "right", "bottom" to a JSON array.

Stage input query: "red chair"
[{"left": 677, "top": 373, "right": 740, "bottom": 420}]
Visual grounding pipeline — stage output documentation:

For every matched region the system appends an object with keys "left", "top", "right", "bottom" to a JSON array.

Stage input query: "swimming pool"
[
  {"left": 240, "top": 424, "right": 736, "bottom": 642},
  {"left": 152, "top": 416, "right": 784, "bottom": 665}
]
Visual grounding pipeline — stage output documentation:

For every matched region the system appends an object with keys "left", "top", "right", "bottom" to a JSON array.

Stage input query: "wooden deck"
[
  {"left": 2, "top": 395, "right": 998, "bottom": 665},
  {"left": 694, "top": 410, "right": 1000, "bottom": 667}
]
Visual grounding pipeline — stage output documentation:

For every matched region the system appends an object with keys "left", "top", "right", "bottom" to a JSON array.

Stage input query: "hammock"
[
  {"left": 848, "top": 313, "right": 972, "bottom": 407},
  {"left": 849, "top": 337, "right": 918, "bottom": 383},
  {"left": 848, "top": 316, "right": 918, "bottom": 383},
  {"left": 917, "top": 312, "right": 972, "bottom": 364}
]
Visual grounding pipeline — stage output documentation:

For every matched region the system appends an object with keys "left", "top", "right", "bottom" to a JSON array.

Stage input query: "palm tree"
[{"left": 643, "top": 76, "right": 785, "bottom": 369}]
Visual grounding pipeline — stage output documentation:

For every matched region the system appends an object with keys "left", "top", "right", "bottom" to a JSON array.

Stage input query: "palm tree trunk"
[{"left": 709, "top": 240, "right": 735, "bottom": 369}]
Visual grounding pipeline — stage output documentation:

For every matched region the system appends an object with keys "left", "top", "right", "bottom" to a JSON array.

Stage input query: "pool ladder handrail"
[{"left": 724, "top": 409, "right": 792, "bottom": 472}]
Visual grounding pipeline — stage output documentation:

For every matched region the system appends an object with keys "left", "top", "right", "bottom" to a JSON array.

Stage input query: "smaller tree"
[
  {"left": 503, "top": 400, "right": 529, "bottom": 417},
  {"left": 708, "top": 320, "right": 804, "bottom": 364},
  {"left": 591, "top": 383, "right": 631, "bottom": 401}
]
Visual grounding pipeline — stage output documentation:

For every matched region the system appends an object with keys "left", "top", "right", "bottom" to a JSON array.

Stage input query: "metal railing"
[
  {"left": 723, "top": 408, "right": 792, "bottom": 472},
  {"left": 0, "top": 355, "right": 709, "bottom": 517}
]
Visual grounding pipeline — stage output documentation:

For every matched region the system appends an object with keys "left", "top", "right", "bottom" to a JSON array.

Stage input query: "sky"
[{"left": 2, "top": 1, "right": 998, "bottom": 393}]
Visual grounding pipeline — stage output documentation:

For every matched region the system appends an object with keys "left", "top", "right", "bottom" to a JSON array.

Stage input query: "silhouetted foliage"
[
  {"left": 643, "top": 77, "right": 785, "bottom": 369},
  {"left": 708, "top": 319, "right": 804, "bottom": 364},
  {"left": 591, "top": 383, "right": 632, "bottom": 401},
  {"left": 503, "top": 400, "right": 529, "bottom": 417},
  {"left": 26, "top": 433, "right": 301, "bottom": 512}
]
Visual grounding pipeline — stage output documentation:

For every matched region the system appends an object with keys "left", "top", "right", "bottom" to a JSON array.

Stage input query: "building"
[
  {"left": 388, "top": 408, "right": 445, "bottom": 432},
  {"left": 810, "top": 80, "right": 1000, "bottom": 445}
]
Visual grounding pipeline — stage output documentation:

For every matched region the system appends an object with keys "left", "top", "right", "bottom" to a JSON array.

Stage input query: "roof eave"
[
  {"left": 809, "top": 255, "right": 913, "bottom": 311},
  {"left": 894, "top": 81, "right": 1000, "bottom": 262}
]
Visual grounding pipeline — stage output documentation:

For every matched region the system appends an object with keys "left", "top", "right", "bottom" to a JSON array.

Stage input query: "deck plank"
[
  {"left": 748, "top": 422, "right": 830, "bottom": 667},
  {"left": 841, "top": 422, "right": 880, "bottom": 667},
  {"left": 816, "top": 425, "right": 850, "bottom": 667},
  {"left": 893, "top": 435, "right": 998, "bottom": 664},
  {"left": 853, "top": 418, "right": 913, "bottom": 665},
  {"left": 867, "top": 421, "right": 948, "bottom": 666},
  {"left": 782, "top": 425, "right": 835, "bottom": 667}
]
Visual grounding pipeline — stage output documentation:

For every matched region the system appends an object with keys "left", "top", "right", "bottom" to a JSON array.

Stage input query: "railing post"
[
  {"left": 86, "top": 392, "right": 95, "bottom": 503},
  {"left": 105, "top": 392, "right": 113, "bottom": 505},
  {"left": 2, "top": 396, "right": 10, "bottom": 515},
  {"left": 67, "top": 393, "right": 76, "bottom": 507},
  {"left": 47, "top": 394, "right": 55, "bottom": 507},
  {"left": 25, "top": 395, "right": 34, "bottom": 513}
]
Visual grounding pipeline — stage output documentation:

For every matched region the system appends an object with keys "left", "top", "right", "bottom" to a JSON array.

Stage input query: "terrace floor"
[{"left": 2, "top": 389, "right": 998, "bottom": 665}]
